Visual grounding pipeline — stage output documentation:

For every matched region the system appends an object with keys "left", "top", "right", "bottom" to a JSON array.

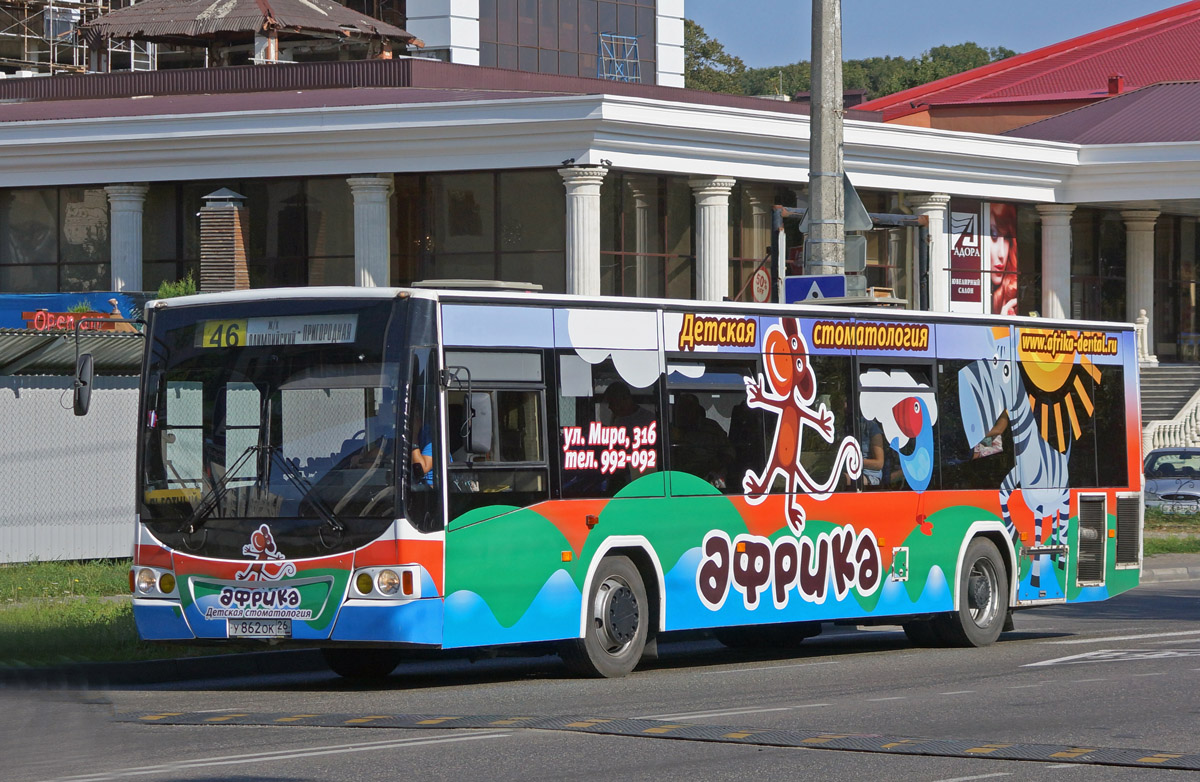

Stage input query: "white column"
[
  {"left": 906, "top": 193, "right": 951, "bottom": 312},
  {"left": 628, "top": 180, "right": 653, "bottom": 297},
  {"left": 1037, "top": 203, "right": 1075, "bottom": 320},
  {"left": 690, "top": 176, "right": 736, "bottom": 302},
  {"left": 105, "top": 184, "right": 148, "bottom": 292},
  {"left": 403, "top": 0, "right": 480, "bottom": 65},
  {"left": 348, "top": 175, "right": 394, "bottom": 287},
  {"left": 1123, "top": 210, "right": 1160, "bottom": 334},
  {"left": 559, "top": 165, "right": 608, "bottom": 297}
]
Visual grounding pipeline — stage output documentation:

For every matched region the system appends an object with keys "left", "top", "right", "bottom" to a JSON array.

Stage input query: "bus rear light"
[{"left": 351, "top": 566, "right": 421, "bottom": 600}]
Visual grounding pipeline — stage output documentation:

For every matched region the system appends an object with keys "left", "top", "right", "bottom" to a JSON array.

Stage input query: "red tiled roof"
[
  {"left": 1004, "top": 81, "right": 1200, "bottom": 144},
  {"left": 859, "top": 1, "right": 1200, "bottom": 120}
]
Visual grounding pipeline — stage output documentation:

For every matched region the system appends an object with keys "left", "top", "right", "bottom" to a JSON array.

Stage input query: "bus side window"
[
  {"left": 859, "top": 363, "right": 938, "bottom": 492},
  {"left": 557, "top": 352, "right": 663, "bottom": 499},
  {"left": 937, "top": 359, "right": 1013, "bottom": 491},
  {"left": 407, "top": 348, "right": 442, "bottom": 532},
  {"left": 665, "top": 358, "right": 756, "bottom": 496}
]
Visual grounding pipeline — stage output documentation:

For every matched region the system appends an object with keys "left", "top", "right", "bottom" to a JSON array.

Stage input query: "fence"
[{"left": 0, "top": 376, "right": 137, "bottom": 563}]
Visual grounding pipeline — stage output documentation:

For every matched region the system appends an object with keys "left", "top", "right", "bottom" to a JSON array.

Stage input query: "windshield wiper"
[
  {"left": 180, "top": 444, "right": 259, "bottom": 535},
  {"left": 263, "top": 446, "right": 346, "bottom": 535}
]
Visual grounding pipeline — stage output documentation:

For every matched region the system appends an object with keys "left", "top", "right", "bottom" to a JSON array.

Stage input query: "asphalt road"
[{"left": 5, "top": 572, "right": 1200, "bottom": 782}]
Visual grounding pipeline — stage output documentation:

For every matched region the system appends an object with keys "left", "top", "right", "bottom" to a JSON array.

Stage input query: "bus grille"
[
  {"left": 1076, "top": 495, "right": 1106, "bottom": 585},
  {"left": 1115, "top": 495, "right": 1141, "bottom": 565}
]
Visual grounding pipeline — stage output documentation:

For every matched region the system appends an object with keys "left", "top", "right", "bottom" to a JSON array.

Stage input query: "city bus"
[{"left": 90, "top": 287, "right": 1143, "bottom": 679}]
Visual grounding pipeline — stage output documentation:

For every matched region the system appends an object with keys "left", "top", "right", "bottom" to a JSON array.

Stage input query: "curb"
[{"left": 1140, "top": 565, "right": 1200, "bottom": 583}]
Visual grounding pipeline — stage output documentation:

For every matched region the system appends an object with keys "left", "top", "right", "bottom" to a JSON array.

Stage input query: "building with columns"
[{"left": 1, "top": 19, "right": 1199, "bottom": 369}]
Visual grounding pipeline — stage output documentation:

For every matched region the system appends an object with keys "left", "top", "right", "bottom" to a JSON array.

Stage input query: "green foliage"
[
  {"left": 0, "top": 559, "right": 129, "bottom": 602},
  {"left": 684, "top": 18, "right": 745, "bottom": 95},
  {"left": 1145, "top": 536, "right": 1200, "bottom": 556},
  {"left": 727, "top": 39, "right": 1019, "bottom": 101},
  {"left": 156, "top": 271, "right": 197, "bottom": 299},
  {"left": 67, "top": 300, "right": 95, "bottom": 314}
]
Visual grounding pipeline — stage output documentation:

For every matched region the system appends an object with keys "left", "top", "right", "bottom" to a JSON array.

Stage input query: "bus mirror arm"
[
  {"left": 71, "top": 317, "right": 144, "bottom": 416},
  {"left": 442, "top": 365, "right": 492, "bottom": 456}
]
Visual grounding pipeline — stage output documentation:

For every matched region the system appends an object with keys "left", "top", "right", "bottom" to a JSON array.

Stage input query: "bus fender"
[
  {"left": 952, "top": 521, "right": 1019, "bottom": 611},
  {"left": 577, "top": 535, "right": 666, "bottom": 638}
]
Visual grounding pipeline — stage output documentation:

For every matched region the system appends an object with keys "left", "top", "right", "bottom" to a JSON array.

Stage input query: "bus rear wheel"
[
  {"left": 562, "top": 556, "right": 648, "bottom": 678},
  {"left": 933, "top": 537, "right": 1009, "bottom": 647},
  {"left": 321, "top": 647, "right": 403, "bottom": 680}
]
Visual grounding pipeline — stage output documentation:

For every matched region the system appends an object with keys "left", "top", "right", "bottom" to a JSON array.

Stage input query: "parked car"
[{"left": 1144, "top": 447, "right": 1200, "bottom": 512}]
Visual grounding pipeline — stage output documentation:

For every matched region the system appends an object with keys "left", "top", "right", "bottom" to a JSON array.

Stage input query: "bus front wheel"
[
  {"left": 562, "top": 556, "right": 648, "bottom": 678},
  {"left": 934, "top": 537, "right": 1009, "bottom": 647},
  {"left": 321, "top": 647, "right": 403, "bottom": 680}
]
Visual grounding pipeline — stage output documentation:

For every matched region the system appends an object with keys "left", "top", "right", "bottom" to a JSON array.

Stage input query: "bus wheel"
[
  {"left": 562, "top": 556, "right": 648, "bottom": 678},
  {"left": 935, "top": 538, "right": 1009, "bottom": 647},
  {"left": 321, "top": 648, "right": 402, "bottom": 680}
]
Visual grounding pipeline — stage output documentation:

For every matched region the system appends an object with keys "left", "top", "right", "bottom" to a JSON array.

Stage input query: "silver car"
[{"left": 1144, "top": 447, "right": 1200, "bottom": 512}]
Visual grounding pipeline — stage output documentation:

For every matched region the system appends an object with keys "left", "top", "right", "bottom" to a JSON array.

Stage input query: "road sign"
[
  {"left": 751, "top": 267, "right": 772, "bottom": 302},
  {"left": 784, "top": 274, "right": 846, "bottom": 303}
]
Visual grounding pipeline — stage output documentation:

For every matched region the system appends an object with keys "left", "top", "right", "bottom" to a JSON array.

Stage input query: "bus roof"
[{"left": 148, "top": 285, "right": 1137, "bottom": 334}]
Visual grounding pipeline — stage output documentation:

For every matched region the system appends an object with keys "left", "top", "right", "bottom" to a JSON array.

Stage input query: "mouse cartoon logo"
[
  {"left": 235, "top": 524, "right": 297, "bottom": 581},
  {"left": 743, "top": 318, "right": 862, "bottom": 534}
]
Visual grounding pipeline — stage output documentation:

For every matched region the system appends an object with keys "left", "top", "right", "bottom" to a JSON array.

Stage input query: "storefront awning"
[{"left": 0, "top": 329, "right": 144, "bottom": 376}]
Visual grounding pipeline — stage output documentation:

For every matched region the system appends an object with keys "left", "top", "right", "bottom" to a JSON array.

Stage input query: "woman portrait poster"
[{"left": 988, "top": 202, "right": 1019, "bottom": 316}]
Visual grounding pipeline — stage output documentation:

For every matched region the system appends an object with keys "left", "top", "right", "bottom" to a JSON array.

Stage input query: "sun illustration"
[{"left": 1017, "top": 328, "right": 1102, "bottom": 453}]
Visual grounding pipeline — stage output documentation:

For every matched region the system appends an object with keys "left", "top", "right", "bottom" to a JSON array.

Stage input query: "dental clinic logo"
[{"left": 235, "top": 524, "right": 297, "bottom": 581}]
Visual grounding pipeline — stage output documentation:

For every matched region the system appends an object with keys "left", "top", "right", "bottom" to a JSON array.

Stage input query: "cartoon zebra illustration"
[{"left": 958, "top": 330, "right": 1070, "bottom": 565}]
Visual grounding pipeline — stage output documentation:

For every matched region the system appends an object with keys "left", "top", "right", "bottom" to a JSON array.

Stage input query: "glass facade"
[
  {"left": 0, "top": 187, "right": 110, "bottom": 292},
  {"left": 394, "top": 169, "right": 566, "bottom": 292},
  {"left": 598, "top": 172, "right": 693, "bottom": 298},
  {"left": 479, "top": 0, "right": 656, "bottom": 80},
  {"left": 1154, "top": 215, "right": 1200, "bottom": 361},
  {"left": 1071, "top": 208, "right": 1127, "bottom": 323}
]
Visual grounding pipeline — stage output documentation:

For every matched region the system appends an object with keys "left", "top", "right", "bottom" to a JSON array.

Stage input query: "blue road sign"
[{"left": 784, "top": 274, "right": 846, "bottom": 303}]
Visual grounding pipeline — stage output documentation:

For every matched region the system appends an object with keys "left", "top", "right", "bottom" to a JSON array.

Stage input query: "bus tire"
[
  {"left": 562, "top": 556, "right": 648, "bottom": 678},
  {"left": 934, "top": 537, "right": 1009, "bottom": 647},
  {"left": 321, "top": 647, "right": 402, "bottom": 680}
]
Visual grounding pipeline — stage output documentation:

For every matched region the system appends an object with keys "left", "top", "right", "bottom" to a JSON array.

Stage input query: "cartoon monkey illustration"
[
  {"left": 742, "top": 318, "right": 862, "bottom": 534},
  {"left": 236, "top": 524, "right": 297, "bottom": 581}
]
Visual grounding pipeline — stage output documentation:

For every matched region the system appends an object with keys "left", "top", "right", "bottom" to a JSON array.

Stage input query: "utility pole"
[{"left": 806, "top": 0, "right": 844, "bottom": 275}]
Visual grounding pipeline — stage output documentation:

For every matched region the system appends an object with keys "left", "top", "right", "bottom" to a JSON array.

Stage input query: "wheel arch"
[
  {"left": 577, "top": 536, "right": 665, "bottom": 638},
  {"left": 953, "top": 521, "right": 1018, "bottom": 611}
]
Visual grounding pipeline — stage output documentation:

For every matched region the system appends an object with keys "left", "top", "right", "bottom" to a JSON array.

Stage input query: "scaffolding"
[
  {"left": 0, "top": 0, "right": 154, "bottom": 74},
  {"left": 597, "top": 32, "right": 640, "bottom": 83}
]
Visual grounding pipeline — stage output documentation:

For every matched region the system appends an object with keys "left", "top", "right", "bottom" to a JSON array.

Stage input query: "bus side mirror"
[
  {"left": 466, "top": 392, "right": 492, "bottom": 455},
  {"left": 73, "top": 353, "right": 94, "bottom": 416}
]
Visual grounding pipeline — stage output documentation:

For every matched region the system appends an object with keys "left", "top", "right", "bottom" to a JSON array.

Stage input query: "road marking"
[
  {"left": 930, "top": 773, "right": 1010, "bottom": 781},
  {"left": 1027, "top": 648, "right": 1200, "bottom": 667},
  {"left": 1069, "top": 678, "right": 1108, "bottom": 683},
  {"left": 1046, "top": 629, "right": 1200, "bottom": 645},
  {"left": 698, "top": 660, "right": 838, "bottom": 675},
  {"left": 866, "top": 696, "right": 906, "bottom": 702},
  {"left": 1007, "top": 684, "right": 1042, "bottom": 689},
  {"left": 47, "top": 732, "right": 509, "bottom": 782},
  {"left": 637, "top": 706, "right": 793, "bottom": 720},
  {"left": 940, "top": 691, "right": 975, "bottom": 695},
  {"left": 1133, "top": 671, "right": 1168, "bottom": 677}
]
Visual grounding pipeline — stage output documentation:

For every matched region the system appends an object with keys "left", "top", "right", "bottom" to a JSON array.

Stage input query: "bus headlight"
[
  {"left": 350, "top": 566, "right": 421, "bottom": 599},
  {"left": 376, "top": 569, "right": 401, "bottom": 595},
  {"left": 132, "top": 566, "right": 178, "bottom": 598},
  {"left": 135, "top": 568, "right": 157, "bottom": 594}
]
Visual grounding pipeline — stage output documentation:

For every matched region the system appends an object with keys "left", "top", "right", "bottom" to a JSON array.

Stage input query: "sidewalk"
[{"left": 4, "top": 554, "right": 1197, "bottom": 688}]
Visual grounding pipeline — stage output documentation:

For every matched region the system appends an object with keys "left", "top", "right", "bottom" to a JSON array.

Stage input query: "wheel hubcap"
[
  {"left": 967, "top": 558, "right": 1000, "bottom": 628},
  {"left": 594, "top": 576, "right": 639, "bottom": 652}
]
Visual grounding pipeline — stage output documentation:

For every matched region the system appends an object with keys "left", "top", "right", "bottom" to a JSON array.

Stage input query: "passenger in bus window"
[
  {"left": 973, "top": 412, "right": 1008, "bottom": 460},
  {"left": 858, "top": 416, "right": 886, "bottom": 487},
  {"left": 410, "top": 406, "right": 433, "bottom": 486},
  {"left": 671, "top": 393, "right": 734, "bottom": 489},
  {"left": 603, "top": 380, "right": 655, "bottom": 430}
]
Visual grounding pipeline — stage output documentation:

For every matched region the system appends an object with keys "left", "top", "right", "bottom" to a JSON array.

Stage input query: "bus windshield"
[{"left": 138, "top": 298, "right": 407, "bottom": 549}]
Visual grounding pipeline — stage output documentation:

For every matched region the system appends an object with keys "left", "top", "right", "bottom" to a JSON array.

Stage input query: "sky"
[{"left": 685, "top": 1, "right": 1183, "bottom": 68}]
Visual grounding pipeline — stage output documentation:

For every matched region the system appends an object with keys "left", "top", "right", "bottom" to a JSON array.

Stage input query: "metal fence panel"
[{"left": 0, "top": 376, "right": 137, "bottom": 563}]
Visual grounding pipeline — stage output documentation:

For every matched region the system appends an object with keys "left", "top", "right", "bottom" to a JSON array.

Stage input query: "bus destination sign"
[{"left": 197, "top": 315, "right": 358, "bottom": 348}]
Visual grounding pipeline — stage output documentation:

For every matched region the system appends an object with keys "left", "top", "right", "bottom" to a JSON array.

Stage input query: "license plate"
[{"left": 227, "top": 618, "right": 291, "bottom": 638}]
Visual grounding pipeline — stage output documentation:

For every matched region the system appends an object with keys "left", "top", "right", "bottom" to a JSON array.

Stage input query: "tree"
[{"left": 684, "top": 19, "right": 745, "bottom": 94}]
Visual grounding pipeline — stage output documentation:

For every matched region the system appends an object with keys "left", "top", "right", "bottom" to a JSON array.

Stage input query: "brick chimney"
[
  {"left": 199, "top": 188, "right": 250, "bottom": 291},
  {"left": 1108, "top": 73, "right": 1125, "bottom": 95}
]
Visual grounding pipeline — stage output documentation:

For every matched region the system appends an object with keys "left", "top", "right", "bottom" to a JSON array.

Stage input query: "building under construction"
[{"left": 0, "top": 0, "right": 154, "bottom": 74}]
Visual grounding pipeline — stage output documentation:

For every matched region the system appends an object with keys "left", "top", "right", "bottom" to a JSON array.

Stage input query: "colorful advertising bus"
[{"left": 100, "top": 287, "right": 1143, "bottom": 679}]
